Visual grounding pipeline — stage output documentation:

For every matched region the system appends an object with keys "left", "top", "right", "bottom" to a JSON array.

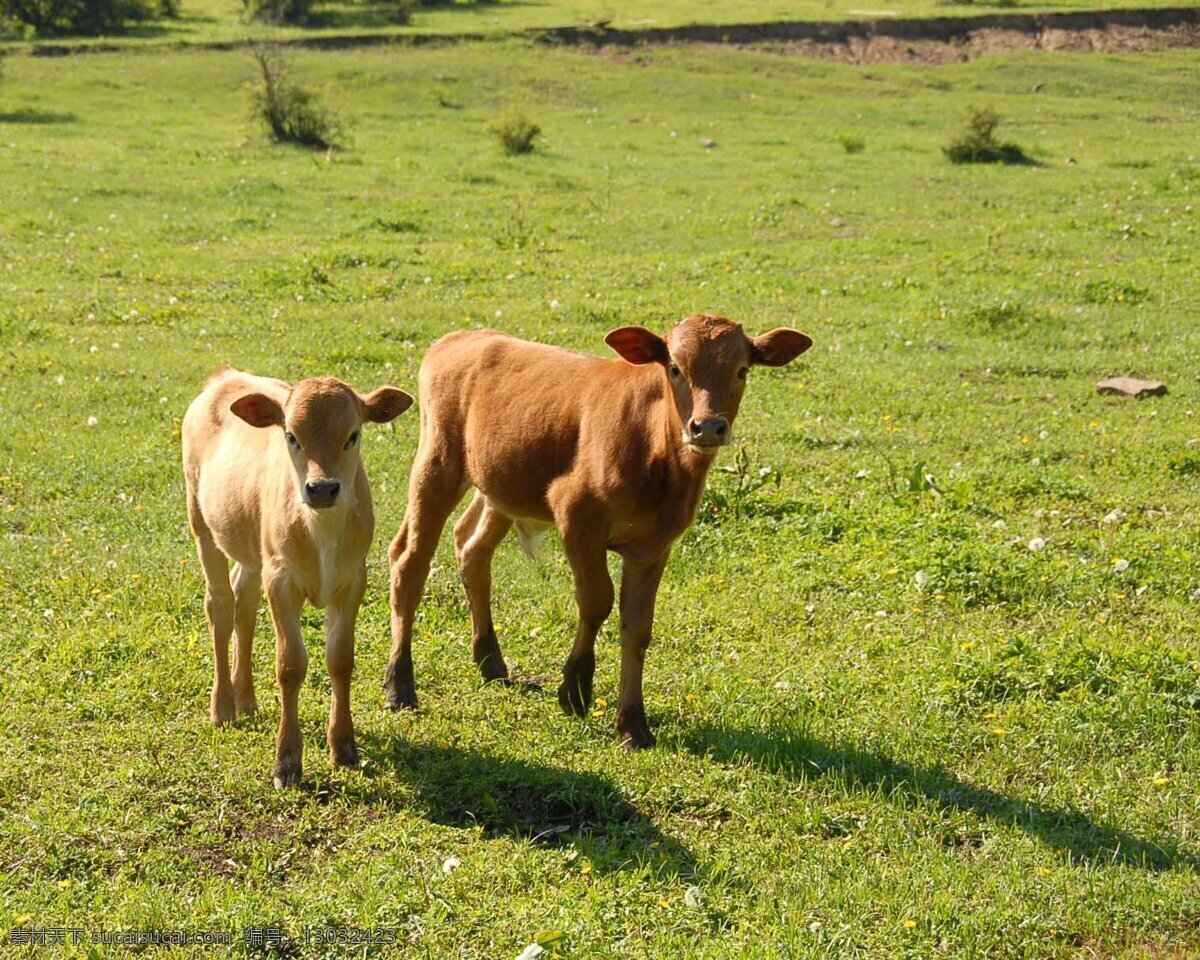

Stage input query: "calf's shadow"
[
  {"left": 352, "top": 733, "right": 695, "bottom": 878},
  {"left": 679, "top": 721, "right": 1193, "bottom": 872}
]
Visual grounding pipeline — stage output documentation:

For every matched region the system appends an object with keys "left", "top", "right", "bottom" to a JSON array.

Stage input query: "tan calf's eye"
[
  {"left": 737, "top": 367, "right": 749, "bottom": 380},
  {"left": 345, "top": 430, "right": 360, "bottom": 449},
  {"left": 668, "top": 363, "right": 683, "bottom": 381},
  {"left": 285, "top": 432, "right": 300, "bottom": 450}
]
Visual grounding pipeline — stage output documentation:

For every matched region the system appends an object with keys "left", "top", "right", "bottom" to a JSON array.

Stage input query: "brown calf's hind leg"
[
  {"left": 191, "top": 519, "right": 236, "bottom": 726},
  {"left": 454, "top": 492, "right": 513, "bottom": 684},
  {"left": 230, "top": 562, "right": 260, "bottom": 718},
  {"left": 326, "top": 566, "right": 365, "bottom": 768},
  {"left": 615, "top": 553, "right": 669, "bottom": 749},
  {"left": 266, "top": 575, "right": 308, "bottom": 789},
  {"left": 384, "top": 453, "right": 465, "bottom": 710},
  {"left": 557, "top": 515, "right": 613, "bottom": 717}
]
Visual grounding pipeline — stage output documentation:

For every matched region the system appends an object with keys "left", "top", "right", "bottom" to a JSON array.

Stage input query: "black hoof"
[
  {"left": 616, "top": 703, "right": 656, "bottom": 749},
  {"left": 384, "top": 662, "right": 419, "bottom": 711}
]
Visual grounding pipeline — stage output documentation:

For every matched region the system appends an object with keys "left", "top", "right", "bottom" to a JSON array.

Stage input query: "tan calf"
[
  {"left": 183, "top": 368, "right": 411, "bottom": 788},
  {"left": 383, "top": 314, "right": 811, "bottom": 747}
]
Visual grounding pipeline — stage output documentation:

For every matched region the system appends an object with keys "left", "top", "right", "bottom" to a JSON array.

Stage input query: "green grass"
[
  {"left": 1, "top": 0, "right": 1194, "bottom": 48},
  {"left": 0, "top": 37, "right": 1198, "bottom": 959}
]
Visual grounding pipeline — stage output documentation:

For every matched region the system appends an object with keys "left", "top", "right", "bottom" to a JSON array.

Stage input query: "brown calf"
[
  {"left": 183, "top": 368, "right": 411, "bottom": 787},
  {"left": 383, "top": 314, "right": 811, "bottom": 747}
]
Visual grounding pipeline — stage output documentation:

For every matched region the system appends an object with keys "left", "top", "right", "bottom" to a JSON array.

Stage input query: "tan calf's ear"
[
  {"left": 605, "top": 326, "right": 669, "bottom": 365},
  {"left": 749, "top": 328, "right": 813, "bottom": 367},
  {"left": 230, "top": 393, "right": 284, "bottom": 428},
  {"left": 362, "top": 386, "right": 414, "bottom": 424}
]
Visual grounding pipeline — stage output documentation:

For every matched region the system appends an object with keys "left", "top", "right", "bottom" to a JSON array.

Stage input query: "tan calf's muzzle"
[
  {"left": 303, "top": 478, "right": 342, "bottom": 509},
  {"left": 686, "top": 417, "right": 730, "bottom": 451}
]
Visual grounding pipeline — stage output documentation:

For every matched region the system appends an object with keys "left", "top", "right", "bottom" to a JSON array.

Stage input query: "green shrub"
[
  {"left": 250, "top": 45, "right": 342, "bottom": 150},
  {"left": 241, "top": 0, "right": 309, "bottom": 24},
  {"left": 837, "top": 133, "right": 865, "bottom": 155},
  {"left": 489, "top": 109, "right": 540, "bottom": 155},
  {"left": 1, "top": 0, "right": 157, "bottom": 35},
  {"left": 943, "top": 107, "right": 1031, "bottom": 165}
]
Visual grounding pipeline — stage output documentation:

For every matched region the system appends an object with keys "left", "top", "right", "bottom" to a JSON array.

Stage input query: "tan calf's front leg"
[
  {"left": 265, "top": 575, "right": 308, "bottom": 789},
  {"left": 326, "top": 566, "right": 366, "bottom": 769},
  {"left": 557, "top": 515, "right": 614, "bottom": 718},
  {"left": 615, "top": 553, "right": 669, "bottom": 748}
]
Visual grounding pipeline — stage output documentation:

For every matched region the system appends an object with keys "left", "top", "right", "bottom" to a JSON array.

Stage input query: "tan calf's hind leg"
[
  {"left": 557, "top": 513, "right": 614, "bottom": 718},
  {"left": 191, "top": 519, "right": 236, "bottom": 726},
  {"left": 454, "top": 492, "right": 513, "bottom": 683},
  {"left": 384, "top": 453, "right": 466, "bottom": 710},
  {"left": 231, "top": 562, "right": 260, "bottom": 718},
  {"left": 326, "top": 566, "right": 366, "bottom": 768},
  {"left": 266, "top": 576, "right": 307, "bottom": 789}
]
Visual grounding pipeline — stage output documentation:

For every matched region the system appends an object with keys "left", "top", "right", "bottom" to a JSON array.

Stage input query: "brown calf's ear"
[
  {"left": 362, "top": 386, "right": 414, "bottom": 424},
  {"left": 604, "top": 326, "right": 669, "bottom": 365},
  {"left": 230, "top": 393, "right": 284, "bottom": 428},
  {"left": 750, "top": 328, "right": 813, "bottom": 367}
]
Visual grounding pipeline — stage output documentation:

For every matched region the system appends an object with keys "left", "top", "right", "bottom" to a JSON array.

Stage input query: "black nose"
[
  {"left": 689, "top": 418, "right": 728, "bottom": 443},
  {"left": 305, "top": 479, "right": 341, "bottom": 505}
]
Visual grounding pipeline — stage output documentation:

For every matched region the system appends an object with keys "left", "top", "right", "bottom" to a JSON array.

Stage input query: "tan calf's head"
[
  {"left": 230, "top": 377, "right": 413, "bottom": 509},
  {"left": 605, "top": 314, "right": 811, "bottom": 454}
]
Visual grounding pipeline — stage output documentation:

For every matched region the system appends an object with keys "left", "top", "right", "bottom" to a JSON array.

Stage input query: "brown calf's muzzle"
[{"left": 686, "top": 416, "right": 730, "bottom": 451}]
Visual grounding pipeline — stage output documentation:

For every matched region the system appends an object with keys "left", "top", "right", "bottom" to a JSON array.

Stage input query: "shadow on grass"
[
  {"left": 680, "top": 722, "right": 1194, "bottom": 872},
  {"left": 0, "top": 109, "right": 78, "bottom": 124},
  {"left": 352, "top": 733, "right": 695, "bottom": 878},
  {"left": 305, "top": 0, "right": 540, "bottom": 31}
]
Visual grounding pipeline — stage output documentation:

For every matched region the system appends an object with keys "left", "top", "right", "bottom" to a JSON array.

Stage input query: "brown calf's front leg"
[
  {"left": 615, "top": 552, "right": 669, "bottom": 748},
  {"left": 454, "top": 492, "right": 513, "bottom": 684},
  {"left": 326, "top": 566, "right": 365, "bottom": 769},
  {"left": 265, "top": 575, "right": 308, "bottom": 789},
  {"left": 230, "top": 562, "right": 260, "bottom": 718},
  {"left": 557, "top": 516, "right": 614, "bottom": 718},
  {"left": 384, "top": 455, "right": 465, "bottom": 710}
]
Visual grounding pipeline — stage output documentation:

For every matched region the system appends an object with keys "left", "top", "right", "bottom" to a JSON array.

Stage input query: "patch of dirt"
[{"left": 548, "top": 7, "right": 1200, "bottom": 64}]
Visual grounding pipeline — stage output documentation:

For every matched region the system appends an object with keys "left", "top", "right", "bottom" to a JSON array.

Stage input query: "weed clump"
[
  {"left": 837, "top": 133, "right": 865, "bottom": 155},
  {"left": 250, "top": 45, "right": 342, "bottom": 150},
  {"left": 489, "top": 109, "right": 540, "bottom": 155},
  {"left": 943, "top": 107, "right": 1031, "bottom": 165}
]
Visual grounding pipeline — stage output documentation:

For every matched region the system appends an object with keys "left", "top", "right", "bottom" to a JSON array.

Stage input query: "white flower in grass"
[
  {"left": 684, "top": 886, "right": 703, "bottom": 908},
  {"left": 87, "top": 416, "right": 98, "bottom": 427},
  {"left": 1028, "top": 537, "right": 1046, "bottom": 552},
  {"left": 1112, "top": 558, "right": 1130, "bottom": 574},
  {"left": 874, "top": 610, "right": 888, "bottom": 619},
  {"left": 441, "top": 856, "right": 461, "bottom": 874},
  {"left": 550, "top": 299, "right": 560, "bottom": 309},
  {"left": 914, "top": 570, "right": 929, "bottom": 588},
  {"left": 516, "top": 945, "right": 544, "bottom": 960},
  {"left": 992, "top": 519, "right": 1006, "bottom": 530},
  {"left": 774, "top": 680, "right": 792, "bottom": 692},
  {"left": 1103, "top": 509, "right": 1124, "bottom": 524}
]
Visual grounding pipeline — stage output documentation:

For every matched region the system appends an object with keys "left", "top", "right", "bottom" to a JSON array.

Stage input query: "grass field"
[
  {"left": 0, "top": 34, "right": 1199, "bottom": 959},
  {"left": 2, "top": 0, "right": 1195, "bottom": 48}
]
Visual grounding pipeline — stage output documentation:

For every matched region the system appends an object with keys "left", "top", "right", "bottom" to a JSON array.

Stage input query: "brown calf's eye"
[
  {"left": 668, "top": 364, "right": 683, "bottom": 381},
  {"left": 737, "top": 367, "right": 749, "bottom": 380},
  {"left": 285, "top": 432, "right": 300, "bottom": 450},
  {"left": 345, "top": 430, "right": 360, "bottom": 449}
]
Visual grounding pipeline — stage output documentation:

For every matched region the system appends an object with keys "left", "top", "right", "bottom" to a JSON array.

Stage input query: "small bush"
[
  {"left": 837, "top": 133, "right": 865, "bottom": 155},
  {"left": 1080, "top": 279, "right": 1150, "bottom": 305},
  {"left": 1, "top": 0, "right": 158, "bottom": 35},
  {"left": 489, "top": 109, "right": 540, "bottom": 155},
  {"left": 250, "top": 45, "right": 342, "bottom": 150},
  {"left": 943, "top": 107, "right": 1031, "bottom": 165},
  {"left": 242, "top": 0, "right": 309, "bottom": 24}
]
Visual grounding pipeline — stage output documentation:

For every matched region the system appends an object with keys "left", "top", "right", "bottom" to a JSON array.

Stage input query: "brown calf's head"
[
  {"left": 230, "top": 377, "right": 413, "bottom": 509},
  {"left": 605, "top": 314, "right": 812, "bottom": 454}
]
